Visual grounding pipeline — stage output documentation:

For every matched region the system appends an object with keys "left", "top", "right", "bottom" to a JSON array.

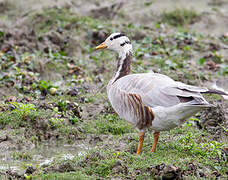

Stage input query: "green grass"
[
  {"left": 11, "top": 151, "right": 32, "bottom": 160},
  {"left": 0, "top": 102, "right": 81, "bottom": 141},
  {"left": 161, "top": 9, "right": 200, "bottom": 26},
  {"left": 0, "top": 102, "right": 42, "bottom": 128},
  {"left": 33, "top": 172, "right": 90, "bottom": 180},
  {"left": 29, "top": 122, "right": 227, "bottom": 179},
  {"left": 29, "top": 7, "right": 113, "bottom": 36},
  {"left": 95, "top": 114, "right": 135, "bottom": 135},
  {"left": 29, "top": 8, "right": 78, "bottom": 33}
]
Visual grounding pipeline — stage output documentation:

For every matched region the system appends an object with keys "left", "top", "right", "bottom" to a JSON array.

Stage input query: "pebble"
[{"left": 50, "top": 88, "right": 57, "bottom": 95}]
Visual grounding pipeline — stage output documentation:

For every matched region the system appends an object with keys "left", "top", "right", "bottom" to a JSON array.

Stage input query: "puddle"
[{"left": 0, "top": 143, "right": 90, "bottom": 171}]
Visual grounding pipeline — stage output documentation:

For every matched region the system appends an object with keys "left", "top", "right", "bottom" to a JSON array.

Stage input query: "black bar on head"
[
  {"left": 120, "top": 41, "right": 130, "bottom": 47},
  {"left": 113, "top": 33, "right": 125, "bottom": 40}
]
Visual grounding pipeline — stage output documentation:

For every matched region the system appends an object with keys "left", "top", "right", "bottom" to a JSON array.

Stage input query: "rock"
[
  {"left": 160, "top": 165, "right": 182, "bottom": 179},
  {"left": 148, "top": 164, "right": 182, "bottom": 180},
  {"left": 25, "top": 166, "right": 36, "bottom": 174},
  {"left": 67, "top": 87, "right": 80, "bottom": 96},
  {"left": 52, "top": 162, "right": 75, "bottom": 173},
  {"left": 0, "top": 133, "right": 8, "bottom": 143},
  {"left": 50, "top": 87, "right": 57, "bottom": 95},
  {"left": 4, "top": 169, "right": 25, "bottom": 179},
  {"left": 7, "top": 96, "right": 17, "bottom": 102},
  {"left": 89, "top": 135, "right": 102, "bottom": 145}
]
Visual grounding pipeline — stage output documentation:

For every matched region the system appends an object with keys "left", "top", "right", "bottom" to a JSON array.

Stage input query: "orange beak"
[{"left": 95, "top": 42, "right": 108, "bottom": 50}]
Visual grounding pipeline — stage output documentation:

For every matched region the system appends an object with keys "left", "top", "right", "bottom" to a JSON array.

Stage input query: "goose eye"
[{"left": 110, "top": 37, "right": 113, "bottom": 41}]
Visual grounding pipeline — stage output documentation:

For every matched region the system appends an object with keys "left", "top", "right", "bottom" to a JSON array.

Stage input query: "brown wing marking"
[{"left": 128, "top": 93, "right": 154, "bottom": 130}]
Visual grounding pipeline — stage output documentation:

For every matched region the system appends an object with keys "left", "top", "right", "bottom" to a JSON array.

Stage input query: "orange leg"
[
  {"left": 136, "top": 132, "right": 145, "bottom": 155},
  {"left": 151, "top": 132, "right": 160, "bottom": 152}
]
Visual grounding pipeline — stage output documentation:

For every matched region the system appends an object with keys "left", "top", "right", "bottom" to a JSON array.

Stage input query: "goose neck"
[{"left": 111, "top": 52, "right": 132, "bottom": 84}]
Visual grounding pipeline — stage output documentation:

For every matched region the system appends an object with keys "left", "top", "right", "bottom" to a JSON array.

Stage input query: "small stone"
[
  {"left": 28, "top": 72, "right": 34, "bottom": 77},
  {"left": 150, "top": 51, "right": 158, "bottom": 55},
  {"left": 50, "top": 88, "right": 57, "bottom": 95},
  {"left": 25, "top": 96, "right": 31, "bottom": 102},
  {"left": 68, "top": 69, "right": 74, "bottom": 74},
  {"left": 8, "top": 96, "right": 17, "bottom": 102},
  {"left": 25, "top": 166, "right": 36, "bottom": 174},
  {"left": 67, "top": 87, "right": 79, "bottom": 96},
  {"left": 0, "top": 133, "right": 8, "bottom": 142},
  {"left": 65, "top": 100, "right": 70, "bottom": 104},
  {"left": 223, "top": 32, "right": 228, "bottom": 38},
  {"left": 67, "top": 63, "right": 75, "bottom": 69},
  {"left": 115, "top": 160, "right": 122, "bottom": 166}
]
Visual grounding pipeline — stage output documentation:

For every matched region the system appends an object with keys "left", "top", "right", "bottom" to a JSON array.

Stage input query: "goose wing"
[{"left": 112, "top": 73, "right": 210, "bottom": 108}]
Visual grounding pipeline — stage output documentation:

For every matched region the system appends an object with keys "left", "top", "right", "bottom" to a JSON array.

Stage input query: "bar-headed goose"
[{"left": 95, "top": 33, "right": 227, "bottom": 154}]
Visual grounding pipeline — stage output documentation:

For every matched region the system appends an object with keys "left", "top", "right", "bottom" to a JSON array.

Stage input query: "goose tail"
[{"left": 202, "top": 89, "right": 228, "bottom": 96}]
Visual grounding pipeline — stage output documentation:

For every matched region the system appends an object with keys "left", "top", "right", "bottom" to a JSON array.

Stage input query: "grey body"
[{"left": 107, "top": 72, "right": 211, "bottom": 132}]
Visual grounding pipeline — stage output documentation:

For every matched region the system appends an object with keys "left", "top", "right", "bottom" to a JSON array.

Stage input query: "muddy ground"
[{"left": 0, "top": 0, "right": 228, "bottom": 179}]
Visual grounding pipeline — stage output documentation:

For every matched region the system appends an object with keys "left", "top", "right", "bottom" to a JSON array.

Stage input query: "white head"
[{"left": 96, "top": 32, "right": 132, "bottom": 58}]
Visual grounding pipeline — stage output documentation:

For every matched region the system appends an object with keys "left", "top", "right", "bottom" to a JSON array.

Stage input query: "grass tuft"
[
  {"left": 161, "top": 9, "right": 200, "bottom": 26},
  {"left": 95, "top": 114, "right": 135, "bottom": 135}
]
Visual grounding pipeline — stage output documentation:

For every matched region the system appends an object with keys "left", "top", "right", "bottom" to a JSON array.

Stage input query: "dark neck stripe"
[
  {"left": 111, "top": 33, "right": 125, "bottom": 41},
  {"left": 120, "top": 41, "right": 131, "bottom": 47},
  {"left": 112, "top": 52, "right": 132, "bottom": 83}
]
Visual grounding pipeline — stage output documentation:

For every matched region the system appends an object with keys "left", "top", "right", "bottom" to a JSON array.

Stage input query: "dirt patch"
[
  {"left": 0, "top": 27, "right": 72, "bottom": 55},
  {"left": 191, "top": 11, "right": 228, "bottom": 36},
  {"left": 0, "top": 1, "right": 11, "bottom": 14},
  {"left": 199, "top": 101, "right": 228, "bottom": 142},
  {"left": 89, "top": 2, "right": 124, "bottom": 19},
  {"left": 146, "top": 164, "right": 182, "bottom": 179},
  {"left": 0, "top": 23, "right": 80, "bottom": 98}
]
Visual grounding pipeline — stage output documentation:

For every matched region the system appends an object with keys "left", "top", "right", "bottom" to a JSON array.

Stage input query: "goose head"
[{"left": 96, "top": 33, "right": 132, "bottom": 57}]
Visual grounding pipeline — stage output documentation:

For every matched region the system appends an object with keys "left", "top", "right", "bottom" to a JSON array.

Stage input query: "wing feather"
[{"left": 112, "top": 73, "right": 209, "bottom": 108}]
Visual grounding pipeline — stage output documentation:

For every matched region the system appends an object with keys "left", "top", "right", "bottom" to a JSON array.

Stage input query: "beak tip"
[{"left": 95, "top": 42, "right": 107, "bottom": 50}]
